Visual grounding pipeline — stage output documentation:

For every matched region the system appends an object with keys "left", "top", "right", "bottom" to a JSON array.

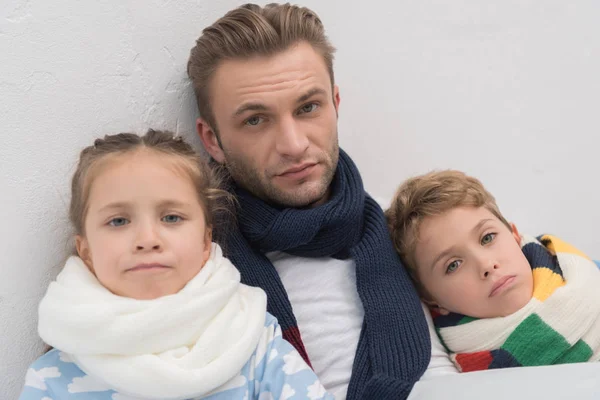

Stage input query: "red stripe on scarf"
[
  {"left": 283, "top": 326, "right": 313, "bottom": 368},
  {"left": 455, "top": 351, "right": 493, "bottom": 372}
]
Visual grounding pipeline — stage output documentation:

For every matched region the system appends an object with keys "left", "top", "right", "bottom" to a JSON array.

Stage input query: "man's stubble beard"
[{"left": 222, "top": 137, "right": 339, "bottom": 208}]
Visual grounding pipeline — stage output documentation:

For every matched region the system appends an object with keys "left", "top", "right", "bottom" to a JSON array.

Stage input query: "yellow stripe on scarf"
[
  {"left": 540, "top": 234, "right": 591, "bottom": 260},
  {"left": 532, "top": 267, "right": 565, "bottom": 302}
]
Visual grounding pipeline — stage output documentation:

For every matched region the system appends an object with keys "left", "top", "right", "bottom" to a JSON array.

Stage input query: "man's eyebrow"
[
  {"left": 232, "top": 87, "right": 327, "bottom": 118},
  {"left": 296, "top": 87, "right": 327, "bottom": 104},
  {"left": 233, "top": 102, "right": 268, "bottom": 118}
]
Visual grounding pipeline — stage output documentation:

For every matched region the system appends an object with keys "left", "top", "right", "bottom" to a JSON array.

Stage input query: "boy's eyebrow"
[
  {"left": 430, "top": 247, "right": 455, "bottom": 271},
  {"left": 429, "top": 218, "right": 495, "bottom": 270},
  {"left": 473, "top": 218, "right": 494, "bottom": 233}
]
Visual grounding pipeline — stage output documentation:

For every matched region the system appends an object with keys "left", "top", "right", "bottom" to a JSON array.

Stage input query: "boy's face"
[{"left": 414, "top": 206, "right": 534, "bottom": 318}]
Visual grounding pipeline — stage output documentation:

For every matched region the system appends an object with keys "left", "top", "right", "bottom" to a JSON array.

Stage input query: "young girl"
[{"left": 20, "top": 130, "right": 332, "bottom": 400}]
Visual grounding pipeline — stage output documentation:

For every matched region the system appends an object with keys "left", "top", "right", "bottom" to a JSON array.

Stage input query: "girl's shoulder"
[{"left": 21, "top": 350, "right": 116, "bottom": 399}]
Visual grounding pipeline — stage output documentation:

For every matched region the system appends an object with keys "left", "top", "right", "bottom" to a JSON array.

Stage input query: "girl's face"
[{"left": 76, "top": 149, "right": 212, "bottom": 300}]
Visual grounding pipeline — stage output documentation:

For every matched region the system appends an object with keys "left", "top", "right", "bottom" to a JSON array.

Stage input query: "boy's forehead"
[{"left": 415, "top": 207, "right": 500, "bottom": 258}]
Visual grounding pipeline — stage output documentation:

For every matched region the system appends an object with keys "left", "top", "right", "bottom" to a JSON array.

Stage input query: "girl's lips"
[{"left": 126, "top": 263, "right": 171, "bottom": 272}]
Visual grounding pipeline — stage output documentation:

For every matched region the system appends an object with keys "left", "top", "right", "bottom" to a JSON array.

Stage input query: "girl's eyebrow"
[{"left": 97, "top": 200, "right": 191, "bottom": 214}]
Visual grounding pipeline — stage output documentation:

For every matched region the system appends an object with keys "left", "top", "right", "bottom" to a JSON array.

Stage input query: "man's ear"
[
  {"left": 333, "top": 84, "right": 341, "bottom": 115},
  {"left": 75, "top": 235, "right": 94, "bottom": 273},
  {"left": 510, "top": 222, "right": 521, "bottom": 244},
  {"left": 196, "top": 118, "right": 225, "bottom": 163}
]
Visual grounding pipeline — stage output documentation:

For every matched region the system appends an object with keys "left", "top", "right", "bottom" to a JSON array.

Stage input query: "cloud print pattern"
[{"left": 19, "top": 314, "right": 333, "bottom": 400}]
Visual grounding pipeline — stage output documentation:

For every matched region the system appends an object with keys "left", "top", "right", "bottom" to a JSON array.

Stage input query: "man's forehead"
[{"left": 210, "top": 43, "right": 332, "bottom": 109}]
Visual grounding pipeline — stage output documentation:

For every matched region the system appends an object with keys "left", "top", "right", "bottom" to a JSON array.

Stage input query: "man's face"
[{"left": 198, "top": 42, "right": 340, "bottom": 208}]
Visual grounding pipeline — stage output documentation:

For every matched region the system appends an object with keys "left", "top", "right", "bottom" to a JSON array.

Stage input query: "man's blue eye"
[
  {"left": 162, "top": 215, "right": 182, "bottom": 223},
  {"left": 245, "top": 116, "right": 262, "bottom": 126},
  {"left": 109, "top": 217, "right": 129, "bottom": 227},
  {"left": 300, "top": 103, "right": 318, "bottom": 114}
]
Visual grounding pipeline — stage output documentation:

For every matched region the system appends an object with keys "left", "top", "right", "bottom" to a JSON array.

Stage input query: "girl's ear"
[
  {"left": 201, "top": 227, "right": 212, "bottom": 265},
  {"left": 75, "top": 235, "right": 94, "bottom": 273}
]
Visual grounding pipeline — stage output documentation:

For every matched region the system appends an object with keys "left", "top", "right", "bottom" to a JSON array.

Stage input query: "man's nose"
[{"left": 275, "top": 115, "right": 310, "bottom": 158}]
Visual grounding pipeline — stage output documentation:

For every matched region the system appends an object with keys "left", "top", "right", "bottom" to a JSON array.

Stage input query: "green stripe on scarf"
[{"left": 434, "top": 234, "right": 600, "bottom": 372}]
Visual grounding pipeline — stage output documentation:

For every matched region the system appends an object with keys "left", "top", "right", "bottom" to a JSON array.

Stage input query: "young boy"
[{"left": 385, "top": 170, "right": 600, "bottom": 372}]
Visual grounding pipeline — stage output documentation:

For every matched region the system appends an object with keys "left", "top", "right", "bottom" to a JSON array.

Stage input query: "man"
[{"left": 187, "top": 4, "right": 431, "bottom": 399}]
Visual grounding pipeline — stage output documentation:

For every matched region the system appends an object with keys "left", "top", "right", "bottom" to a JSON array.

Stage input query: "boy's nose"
[{"left": 481, "top": 262, "right": 499, "bottom": 278}]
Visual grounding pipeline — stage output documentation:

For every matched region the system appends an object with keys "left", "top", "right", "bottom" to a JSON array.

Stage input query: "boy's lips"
[{"left": 489, "top": 275, "right": 516, "bottom": 297}]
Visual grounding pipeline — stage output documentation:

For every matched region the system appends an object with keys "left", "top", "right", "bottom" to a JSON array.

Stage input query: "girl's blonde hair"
[{"left": 70, "top": 129, "right": 230, "bottom": 236}]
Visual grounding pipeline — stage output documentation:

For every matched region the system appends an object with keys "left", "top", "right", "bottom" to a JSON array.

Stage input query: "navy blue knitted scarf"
[{"left": 220, "top": 149, "right": 430, "bottom": 399}]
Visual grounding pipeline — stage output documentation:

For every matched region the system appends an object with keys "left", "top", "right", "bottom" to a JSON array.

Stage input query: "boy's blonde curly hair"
[{"left": 385, "top": 170, "right": 510, "bottom": 295}]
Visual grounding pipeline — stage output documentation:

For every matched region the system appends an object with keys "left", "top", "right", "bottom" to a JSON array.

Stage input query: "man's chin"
[{"left": 266, "top": 185, "right": 331, "bottom": 209}]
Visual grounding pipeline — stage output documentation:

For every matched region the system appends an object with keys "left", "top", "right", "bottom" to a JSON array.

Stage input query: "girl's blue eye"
[
  {"left": 109, "top": 217, "right": 129, "bottom": 227},
  {"left": 162, "top": 215, "right": 182, "bottom": 223}
]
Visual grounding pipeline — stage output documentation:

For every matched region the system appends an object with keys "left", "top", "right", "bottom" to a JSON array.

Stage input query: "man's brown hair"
[
  {"left": 187, "top": 3, "right": 335, "bottom": 134},
  {"left": 385, "top": 170, "right": 510, "bottom": 293}
]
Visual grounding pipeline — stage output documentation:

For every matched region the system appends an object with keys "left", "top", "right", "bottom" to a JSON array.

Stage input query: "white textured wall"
[{"left": 1, "top": 1, "right": 599, "bottom": 397}]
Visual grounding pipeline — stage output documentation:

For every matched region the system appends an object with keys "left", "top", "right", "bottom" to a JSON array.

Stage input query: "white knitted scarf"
[{"left": 38, "top": 243, "right": 267, "bottom": 399}]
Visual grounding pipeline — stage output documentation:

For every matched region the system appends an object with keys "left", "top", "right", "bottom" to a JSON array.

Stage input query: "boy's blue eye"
[
  {"left": 481, "top": 233, "right": 496, "bottom": 245},
  {"left": 446, "top": 260, "right": 461, "bottom": 274},
  {"left": 162, "top": 215, "right": 182, "bottom": 223},
  {"left": 109, "top": 217, "right": 129, "bottom": 227}
]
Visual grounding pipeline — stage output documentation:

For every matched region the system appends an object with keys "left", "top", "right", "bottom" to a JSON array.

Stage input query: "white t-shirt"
[{"left": 266, "top": 252, "right": 458, "bottom": 399}]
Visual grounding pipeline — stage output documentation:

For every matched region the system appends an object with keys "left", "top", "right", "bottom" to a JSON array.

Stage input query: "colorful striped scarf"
[
  {"left": 218, "top": 149, "right": 430, "bottom": 399},
  {"left": 433, "top": 234, "right": 600, "bottom": 372}
]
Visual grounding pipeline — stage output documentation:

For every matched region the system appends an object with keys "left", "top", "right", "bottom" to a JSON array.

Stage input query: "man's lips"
[
  {"left": 277, "top": 163, "right": 317, "bottom": 178},
  {"left": 489, "top": 275, "right": 516, "bottom": 297},
  {"left": 126, "top": 263, "right": 171, "bottom": 272}
]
